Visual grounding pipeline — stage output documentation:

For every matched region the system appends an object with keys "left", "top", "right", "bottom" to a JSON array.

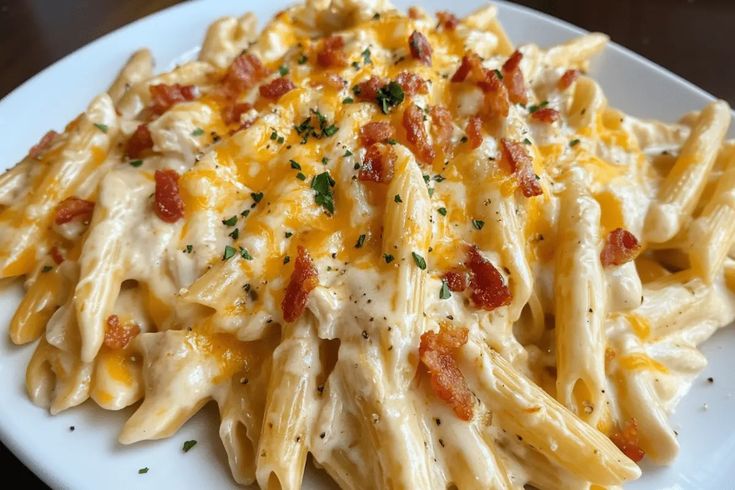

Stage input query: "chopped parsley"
[
  {"left": 460, "top": 135, "right": 469, "bottom": 143},
  {"left": 527, "top": 100, "right": 549, "bottom": 113},
  {"left": 412, "top": 252, "right": 427, "bottom": 270},
  {"left": 322, "top": 156, "right": 329, "bottom": 165},
  {"left": 93, "top": 123, "right": 108, "bottom": 133},
  {"left": 228, "top": 228, "right": 239, "bottom": 240},
  {"left": 240, "top": 248, "right": 253, "bottom": 260},
  {"left": 472, "top": 219, "right": 485, "bottom": 230},
  {"left": 355, "top": 234, "right": 366, "bottom": 248},
  {"left": 270, "top": 130, "right": 278, "bottom": 140},
  {"left": 285, "top": 231, "right": 293, "bottom": 238},
  {"left": 241, "top": 209, "right": 250, "bottom": 217},
  {"left": 433, "top": 174, "right": 445, "bottom": 182},
  {"left": 386, "top": 138, "right": 398, "bottom": 145},
  {"left": 223, "top": 245, "right": 237, "bottom": 261},
  {"left": 182, "top": 440, "right": 197, "bottom": 452},
  {"left": 278, "top": 65, "right": 289, "bottom": 76},
  {"left": 523, "top": 138, "right": 532, "bottom": 145},
  {"left": 439, "top": 280, "right": 451, "bottom": 299},
  {"left": 361, "top": 47, "right": 372, "bottom": 65},
  {"left": 494, "top": 69, "right": 504, "bottom": 80},
  {"left": 41, "top": 265, "right": 53, "bottom": 273},
  {"left": 222, "top": 216, "right": 238, "bottom": 226},
  {"left": 394, "top": 194, "right": 402, "bottom": 203},
  {"left": 191, "top": 128, "right": 204, "bottom": 137},
  {"left": 351, "top": 61, "right": 361, "bottom": 70},
  {"left": 294, "top": 109, "right": 338, "bottom": 143},
  {"left": 184, "top": 244, "right": 193, "bottom": 253},
  {"left": 296, "top": 172, "right": 307, "bottom": 181},
  {"left": 129, "top": 159, "right": 143, "bottom": 167},
  {"left": 343, "top": 149, "right": 353, "bottom": 157},
  {"left": 290, "top": 160, "right": 302, "bottom": 170},
  {"left": 437, "top": 207, "right": 447, "bottom": 216},
  {"left": 283, "top": 255, "right": 291, "bottom": 264},
  {"left": 375, "top": 81, "right": 404, "bottom": 114},
  {"left": 251, "top": 192, "right": 264, "bottom": 203},
  {"left": 342, "top": 97, "right": 354, "bottom": 104},
  {"left": 138, "top": 467, "right": 149, "bottom": 475},
  {"left": 297, "top": 54, "right": 308, "bottom": 64},
  {"left": 311, "top": 172, "right": 335, "bottom": 214},
  {"left": 570, "top": 138, "right": 581, "bottom": 147},
  {"left": 383, "top": 253, "right": 395, "bottom": 264}
]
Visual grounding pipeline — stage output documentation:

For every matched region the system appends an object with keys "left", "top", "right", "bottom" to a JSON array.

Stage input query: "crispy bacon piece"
[
  {"left": 437, "top": 11, "right": 459, "bottom": 30},
  {"left": 154, "top": 169, "right": 184, "bottom": 223},
  {"left": 451, "top": 53, "right": 483, "bottom": 83},
  {"left": 54, "top": 197, "right": 95, "bottom": 225},
  {"left": 359, "top": 143, "right": 396, "bottom": 183},
  {"left": 150, "top": 83, "right": 197, "bottom": 114},
  {"left": 531, "top": 107, "right": 560, "bottom": 123},
  {"left": 223, "top": 53, "right": 268, "bottom": 96},
  {"left": 104, "top": 314, "right": 141, "bottom": 350},
  {"left": 610, "top": 418, "right": 645, "bottom": 463},
  {"left": 317, "top": 35, "right": 348, "bottom": 68},
  {"left": 395, "top": 71, "right": 428, "bottom": 95},
  {"left": 477, "top": 70, "right": 510, "bottom": 119},
  {"left": 50, "top": 246, "right": 64, "bottom": 265},
  {"left": 430, "top": 106, "right": 453, "bottom": 152},
  {"left": 126, "top": 124, "right": 153, "bottom": 158},
  {"left": 501, "top": 50, "right": 528, "bottom": 105},
  {"left": 409, "top": 31, "right": 432, "bottom": 66},
  {"left": 282, "top": 246, "right": 319, "bottom": 322},
  {"left": 419, "top": 324, "right": 474, "bottom": 421},
  {"left": 465, "top": 245, "right": 512, "bottom": 311},
  {"left": 500, "top": 138, "right": 542, "bottom": 197},
  {"left": 443, "top": 270, "right": 468, "bottom": 292},
  {"left": 600, "top": 228, "right": 641, "bottom": 266},
  {"left": 558, "top": 69, "right": 580, "bottom": 90},
  {"left": 465, "top": 116, "right": 483, "bottom": 149},
  {"left": 259, "top": 77, "right": 296, "bottom": 99},
  {"left": 355, "top": 75, "right": 387, "bottom": 102},
  {"left": 28, "top": 130, "right": 58, "bottom": 159},
  {"left": 360, "top": 121, "right": 395, "bottom": 147},
  {"left": 403, "top": 103, "right": 435, "bottom": 164},
  {"left": 222, "top": 102, "right": 253, "bottom": 125}
]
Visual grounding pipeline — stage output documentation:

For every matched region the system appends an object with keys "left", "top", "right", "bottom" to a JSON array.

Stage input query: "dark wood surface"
[{"left": 0, "top": 0, "right": 733, "bottom": 487}]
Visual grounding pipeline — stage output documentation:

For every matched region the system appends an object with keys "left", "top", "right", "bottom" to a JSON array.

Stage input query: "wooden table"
[{"left": 1, "top": 0, "right": 733, "bottom": 487}]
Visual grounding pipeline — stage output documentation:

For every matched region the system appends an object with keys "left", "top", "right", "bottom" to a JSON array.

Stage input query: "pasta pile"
[{"left": 1, "top": 0, "right": 734, "bottom": 488}]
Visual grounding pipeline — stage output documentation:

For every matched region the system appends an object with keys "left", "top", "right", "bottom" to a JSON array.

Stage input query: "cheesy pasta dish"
[{"left": 2, "top": 0, "right": 734, "bottom": 488}]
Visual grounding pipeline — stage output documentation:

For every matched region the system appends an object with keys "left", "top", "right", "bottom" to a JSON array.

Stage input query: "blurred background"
[{"left": 0, "top": 0, "right": 733, "bottom": 486}]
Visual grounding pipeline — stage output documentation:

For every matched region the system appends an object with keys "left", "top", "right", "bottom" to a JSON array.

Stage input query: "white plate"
[{"left": 1, "top": 1, "right": 733, "bottom": 488}]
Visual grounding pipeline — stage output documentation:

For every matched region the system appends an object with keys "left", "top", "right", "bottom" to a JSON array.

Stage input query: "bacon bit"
[
  {"left": 259, "top": 77, "right": 296, "bottom": 99},
  {"left": 407, "top": 6, "right": 422, "bottom": 19},
  {"left": 395, "top": 71, "right": 428, "bottom": 95},
  {"left": 223, "top": 53, "right": 268, "bottom": 96},
  {"left": 500, "top": 138, "right": 542, "bottom": 197},
  {"left": 355, "top": 75, "right": 387, "bottom": 102},
  {"left": 443, "top": 270, "right": 468, "bottom": 292},
  {"left": 419, "top": 324, "right": 474, "bottom": 421},
  {"left": 600, "top": 228, "right": 641, "bottom": 266},
  {"left": 221, "top": 102, "right": 253, "bottom": 125},
  {"left": 501, "top": 50, "right": 528, "bottom": 105},
  {"left": 360, "top": 121, "right": 395, "bottom": 147},
  {"left": 317, "top": 35, "right": 348, "bottom": 68},
  {"left": 465, "top": 245, "right": 512, "bottom": 311},
  {"left": 558, "top": 69, "right": 580, "bottom": 90},
  {"left": 465, "top": 116, "right": 483, "bottom": 149},
  {"left": 610, "top": 418, "right": 645, "bottom": 463},
  {"left": 451, "top": 53, "right": 482, "bottom": 83},
  {"left": 282, "top": 246, "right": 319, "bottom": 322},
  {"left": 125, "top": 124, "right": 153, "bottom": 158},
  {"left": 149, "top": 83, "right": 197, "bottom": 114},
  {"left": 50, "top": 246, "right": 64, "bottom": 265},
  {"left": 430, "top": 106, "right": 453, "bottom": 152},
  {"left": 531, "top": 107, "right": 560, "bottom": 123},
  {"left": 437, "top": 11, "right": 459, "bottom": 30},
  {"left": 154, "top": 169, "right": 184, "bottom": 223},
  {"left": 359, "top": 143, "right": 396, "bottom": 183},
  {"left": 104, "top": 314, "right": 141, "bottom": 350},
  {"left": 28, "top": 130, "right": 59, "bottom": 159},
  {"left": 409, "top": 31, "right": 432, "bottom": 66},
  {"left": 325, "top": 73, "right": 345, "bottom": 89},
  {"left": 403, "top": 103, "right": 435, "bottom": 164},
  {"left": 54, "top": 197, "right": 95, "bottom": 225}
]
